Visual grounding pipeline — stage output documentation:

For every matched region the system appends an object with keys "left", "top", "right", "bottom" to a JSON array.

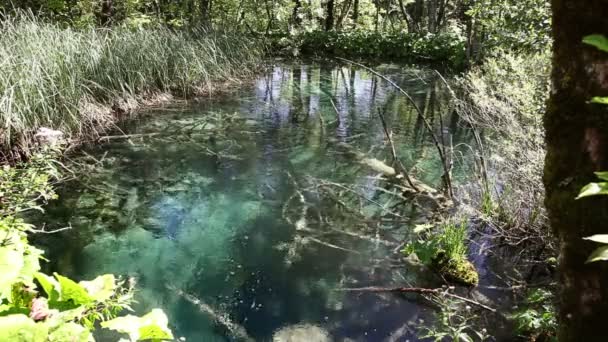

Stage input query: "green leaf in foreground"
[
  {"left": 586, "top": 246, "right": 608, "bottom": 263},
  {"left": 576, "top": 182, "right": 608, "bottom": 199},
  {"left": 584, "top": 235, "right": 608, "bottom": 244},
  {"left": 101, "top": 308, "right": 174, "bottom": 341},
  {"left": 48, "top": 322, "right": 92, "bottom": 342},
  {"left": 591, "top": 97, "right": 608, "bottom": 105},
  {"left": 0, "top": 314, "right": 48, "bottom": 342},
  {"left": 595, "top": 172, "right": 608, "bottom": 181},
  {"left": 79, "top": 274, "right": 116, "bottom": 302},
  {"left": 583, "top": 34, "right": 608, "bottom": 53},
  {"left": 54, "top": 274, "right": 94, "bottom": 306}
]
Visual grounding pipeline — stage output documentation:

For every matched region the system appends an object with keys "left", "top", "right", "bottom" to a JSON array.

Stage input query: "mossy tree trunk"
[{"left": 545, "top": 1, "right": 608, "bottom": 341}]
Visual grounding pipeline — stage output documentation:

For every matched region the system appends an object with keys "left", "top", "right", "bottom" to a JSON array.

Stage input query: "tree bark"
[
  {"left": 325, "top": 0, "right": 335, "bottom": 31},
  {"left": 352, "top": 0, "right": 359, "bottom": 28},
  {"left": 545, "top": 1, "right": 608, "bottom": 341},
  {"left": 100, "top": 0, "right": 113, "bottom": 26}
]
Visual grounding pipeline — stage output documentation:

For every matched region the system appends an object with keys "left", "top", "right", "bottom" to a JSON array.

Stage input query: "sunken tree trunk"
[{"left": 544, "top": 1, "right": 608, "bottom": 341}]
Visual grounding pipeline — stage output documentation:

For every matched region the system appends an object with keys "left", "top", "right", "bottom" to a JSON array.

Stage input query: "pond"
[{"left": 34, "top": 62, "right": 511, "bottom": 341}]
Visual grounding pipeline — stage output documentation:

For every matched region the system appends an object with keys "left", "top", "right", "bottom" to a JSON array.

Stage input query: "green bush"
[
  {"left": 271, "top": 30, "right": 466, "bottom": 69},
  {"left": 0, "top": 150, "right": 173, "bottom": 341}
]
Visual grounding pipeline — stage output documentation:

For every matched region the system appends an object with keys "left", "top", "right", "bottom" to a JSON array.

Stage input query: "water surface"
[{"left": 36, "top": 62, "right": 505, "bottom": 341}]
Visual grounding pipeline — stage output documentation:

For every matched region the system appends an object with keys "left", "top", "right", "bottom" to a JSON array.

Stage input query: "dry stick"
[
  {"left": 337, "top": 57, "right": 453, "bottom": 198},
  {"left": 328, "top": 97, "right": 342, "bottom": 125},
  {"left": 433, "top": 70, "right": 458, "bottom": 197},
  {"left": 433, "top": 69, "right": 488, "bottom": 194},
  {"left": 336, "top": 286, "right": 497, "bottom": 313},
  {"left": 377, "top": 108, "right": 419, "bottom": 191}
]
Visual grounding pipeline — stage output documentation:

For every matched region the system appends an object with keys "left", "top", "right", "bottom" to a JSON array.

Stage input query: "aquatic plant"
[
  {"left": 0, "top": 13, "right": 263, "bottom": 156},
  {"left": 404, "top": 220, "right": 479, "bottom": 286}
]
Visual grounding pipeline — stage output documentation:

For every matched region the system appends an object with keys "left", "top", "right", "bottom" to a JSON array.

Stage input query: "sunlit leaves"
[
  {"left": 0, "top": 229, "right": 42, "bottom": 302},
  {"left": 0, "top": 314, "right": 48, "bottom": 342},
  {"left": 102, "top": 309, "right": 174, "bottom": 341},
  {"left": 48, "top": 322, "right": 93, "bottom": 342},
  {"left": 584, "top": 235, "right": 608, "bottom": 244},
  {"left": 586, "top": 246, "right": 608, "bottom": 263},
  {"left": 576, "top": 182, "right": 608, "bottom": 199},
  {"left": 54, "top": 274, "right": 94, "bottom": 306},
  {"left": 80, "top": 274, "right": 116, "bottom": 302},
  {"left": 583, "top": 34, "right": 608, "bottom": 53},
  {"left": 590, "top": 97, "right": 608, "bottom": 105}
]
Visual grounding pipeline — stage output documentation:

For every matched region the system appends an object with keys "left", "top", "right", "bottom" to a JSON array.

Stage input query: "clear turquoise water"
[{"left": 34, "top": 62, "right": 490, "bottom": 341}]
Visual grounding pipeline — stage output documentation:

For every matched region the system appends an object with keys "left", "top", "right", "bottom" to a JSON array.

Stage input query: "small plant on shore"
[
  {"left": 419, "top": 296, "right": 491, "bottom": 342},
  {"left": 510, "top": 289, "right": 557, "bottom": 341},
  {"left": 404, "top": 220, "right": 479, "bottom": 286}
]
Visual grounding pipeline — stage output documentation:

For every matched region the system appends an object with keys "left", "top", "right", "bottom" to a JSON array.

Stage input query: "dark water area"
[{"left": 33, "top": 62, "right": 513, "bottom": 341}]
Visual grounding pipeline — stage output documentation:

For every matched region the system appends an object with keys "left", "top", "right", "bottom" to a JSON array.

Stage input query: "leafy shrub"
[{"left": 0, "top": 151, "right": 173, "bottom": 341}]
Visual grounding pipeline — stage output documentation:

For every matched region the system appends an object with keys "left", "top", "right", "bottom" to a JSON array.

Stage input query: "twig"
[
  {"left": 336, "top": 286, "right": 497, "bottom": 313},
  {"left": 328, "top": 97, "right": 342, "bottom": 125},
  {"left": 307, "top": 236, "right": 361, "bottom": 254},
  {"left": 29, "top": 223, "right": 72, "bottom": 234},
  {"left": 97, "top": 133, "right": 161, "bottom": 141}
]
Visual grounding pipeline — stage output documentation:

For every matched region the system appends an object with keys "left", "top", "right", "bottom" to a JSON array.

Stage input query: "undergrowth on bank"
[
  {"left": 456, "top": 50, "right": 553, "bottom": 252},
  {"left": 0, "top": 14, "right": 263, "bottom": 156}
]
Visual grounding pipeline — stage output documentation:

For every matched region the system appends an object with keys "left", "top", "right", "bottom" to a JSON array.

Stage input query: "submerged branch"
[
  {"left": 170, "top": 286, "right": 254, "bottom": 342},
  {"left": 336, "top": 57, "right": 453, "bottom": 198},
  {"left": 377, "top": 108, "right": 419, "bottom": 191},
  {"left": 336, "top": 286, "right": 496, "bottom": 313}
]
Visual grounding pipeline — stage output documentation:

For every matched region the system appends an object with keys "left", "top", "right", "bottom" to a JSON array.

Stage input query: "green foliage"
[
  {"left": 102, "top": 309, "right": 174, "bottom": 341},
  {"left": 0, "top": 150, "right": 173, "bottom": 341},
  {"left": 419, "top": 297, "right": 491, "bottom": 342},
  {"left": 468, "top": 0, "right": 551, "bottom": 53},
  {"left": 583, "top": 34, "right": 608, "bottom": 53},
  {"left": 273, "top": 30, "right": 467, "bottom": 69},
  {"left": 511, "top": 289, "right": 557, "bottom": 341},
  {"left": 577, "top": 173, "right": 608, "bottom": 198}
]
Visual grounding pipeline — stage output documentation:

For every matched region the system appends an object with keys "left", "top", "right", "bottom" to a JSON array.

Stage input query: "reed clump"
[{"left": 0, "top": 14, "right": 263, "bottom": 156}]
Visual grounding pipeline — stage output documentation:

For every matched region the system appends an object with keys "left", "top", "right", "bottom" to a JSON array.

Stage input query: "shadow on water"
[{"left": 32, "top": 62, "right": 500, "bottom": 341}]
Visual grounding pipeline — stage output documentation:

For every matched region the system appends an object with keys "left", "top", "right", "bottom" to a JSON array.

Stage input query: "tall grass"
[{"left": 0, "top": 14, "right": 263, "bottom": 154}]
